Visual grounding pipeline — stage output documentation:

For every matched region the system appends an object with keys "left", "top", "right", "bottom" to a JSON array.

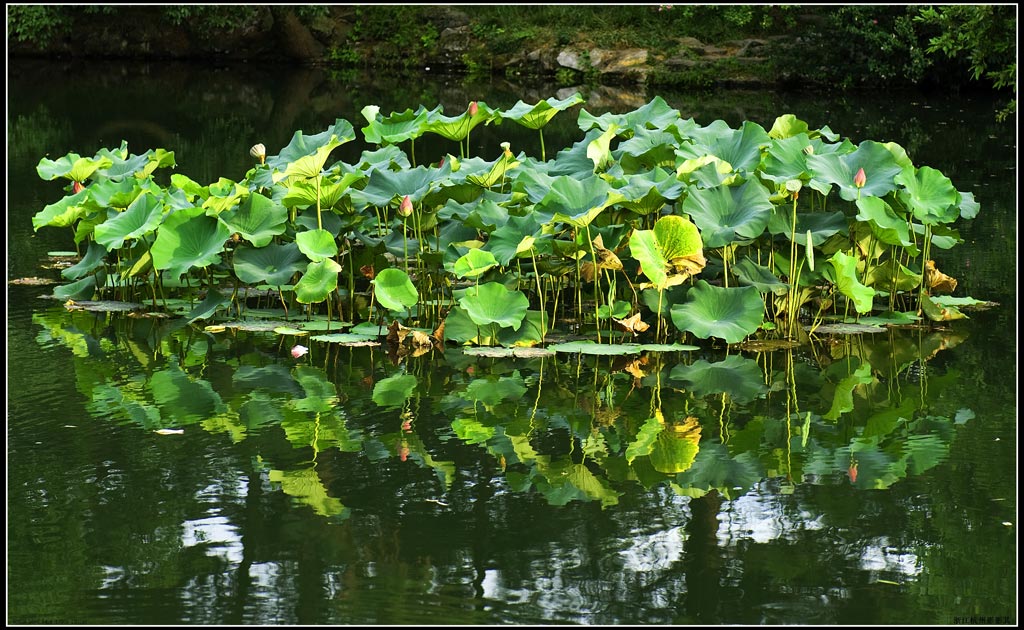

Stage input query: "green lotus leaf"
[
  {"left": 895, "top": 165, "right": 960, "bottom": 225},
  {"left": 545, "top": 129, "right": 611, "bottom": 179},
  {"left": 761, "top": 134, "right": 812, "bottom": 185},
  {"left": 98, "top": 148, "right": 176, "bottom": 181},
  {"left": 679, "top": 120, "right": 770, "bottom": 175},
  {"left": 616, "top": 128, "right": 681, "bottom": 172},
  {"left": 437, "top": 198, "right": 507, "bottom": 231},
  {"left": 613, "top": 167, "right": 686, "bottom": 215},
  {"left": 61, "top": 241, "right": 108, "bottom": 280},
  {"left": 281, "top": 171, "right": 366, "bottom": 210},
  {"left": 682, "top": 180, "right": 773, "bottom": 248},
  {"left": 464, "top": 151, "right": 520, "bottom": 189},
  {"left": 586, "top": 124, "right": 619, "bottom": 173},
  {"left": 219, "top": 192, "right": 288, "bottom": 247},
  {"left": 766, "top": 208, "right": 848, "bottom": 245},
  {"left": 372, "top": 373, "right": 418, "bottom": 408},
  {"left": 855, "top": 196, "right": 913, "bottom": 247},
  {"left": 807, "top": 140, "right": 903, "bottom": 200},
  {"left": 199, "top": 178, "right": 250, "bottom": 215},
  {"left": 37, "top": 153, "right": 112, "bottom": 182},
  {"left": 269, "top": 118, "right": 356, "bottom": 174},
  {"left": 669, "top": 354, "right": 768, "bottom": 402},
  {"left": 295, "top": 228, "right": 339, "bottom": 262},
  {"left": 372, "top": 268, "right": 419, "bottom": 312},
  {"left": 352, "top": 164, "right": 439, "bottom": 207},
  {"left": 294, "top": 257, "right": 342, "bottom": 304},
  {"left": 32, "top": 188, "right": 90, "bottom": 230},
  {"left": 732, "top": 257, "right": 789, "bottom": 295},
  {"left": 510, "top": 167, "right": 559, "bottom": 203},
  {"left": 186, "top": 289, "right": 230, "bottom": 323},
  {"left": 863, "top": 259, "right": 922, "bottom": 293},
  {"left": 957, "top": 190, "right": 980, "bottom": 220},
  {"left": 912, "top": 223, "right": 962, "bottom": 249},
  {"left": 629, "top": 228, "right": 669, "bottom": 288},
  {"left": 170, "top": 173, "right": 209, "bottom": 201},
  {"left": 535, "top": 174, "right": 623, "bottom": 228},
  {"left": 151, "top": 206, "right": 232, "bottom": 278},
  {"left": 233, "top": 242, "right": 305, "bottom": 285},
  {"left": 452, "top": 248, "right": 499, "bottom": 279},
  {"left": 675, "top": 154, "right": 738, "bottom": 189},
  {"left": 361, "top": 106, "right": 429, "bottom": 145},
  {"left": 768, "top": 114, "right": 810, "bottom": 139},
  {"left": 654, "top": 214, "right": 703, "bottom": 260},
  {"left": 920, "top": 294, "right": 968, "bottom": 322},
  {"left": 670, "top": 280, "right": 764, "bottom": 344},
  {"left": 53, "top": 275, "right": 97, "bottom": 300},
  {"left": 458, "top": 282, "right": 529, "bottom": 330},
  {"left": 443, "top": 305, "right": 499, "bottom": 345},
  {"left": 577, "top": 95, "right": 680, "bottom": 135},
  {"left": 496, "top": 310, "right": 549, "bottom": 347},
  {"left": 483, "top": 214, "right": 545, "bottom": 265},
  {"left": 424, "top": 101, "right": 496, "bottom": 142},
  {"left": 94, "top": 190, "right": 164, "bottom": 250},
  {"left": 501, "top": 93, "right": 584, "bottom": 130},
  {"left": 826, "top": 250, "right": 875, "bottom": 314},
  {"left": 354, "top": 144, "right": 412, "bottom": 172}
]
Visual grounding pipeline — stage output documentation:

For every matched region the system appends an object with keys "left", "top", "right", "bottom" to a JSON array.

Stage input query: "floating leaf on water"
[
  {"left": 205, "top": 324, "right": 227, "bottom": 333},
  {"left": 274, "top": 327, "right": 310, "bottom": 336},
  {"left": 64, "top": 300, "right": 144, "bottom": 312},
  {"left": 309, "top": 333, "right": 379, "bottom": 346},
  {"left": 350, "top": 322, "right": 390, "bottom": 337},
  {"left": 736, "top": 338, "right": 802, "bottom": 352},
  {"left": 930, "top": 295, "right": 998, "bottom": 310},
  {"left": 9, "top": 277, "right": 58, "bottom": 286},
  {"left": 462, "top": 346, "right": 556, "bottom": 358},
  {"left": 219, "top": 320, "right": 291, "bottom": 332},
  {"left": 548, "top": 341, "right": 696, "bottom": 355},
  {"left": 807, "top": 323, "right": 886, "bottom": 335},
  {"left": 46, "top": 250, "right": 80, "bottom": 258}
]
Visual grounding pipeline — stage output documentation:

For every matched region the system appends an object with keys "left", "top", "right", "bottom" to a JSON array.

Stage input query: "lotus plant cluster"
[{"left": 32, "top": 94, "right": 983, "bottom": 350}]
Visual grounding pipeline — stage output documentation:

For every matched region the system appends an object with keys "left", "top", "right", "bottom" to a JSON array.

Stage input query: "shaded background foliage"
[{"left": 7, "top": 4, "right": 1016, "bottom": 119}]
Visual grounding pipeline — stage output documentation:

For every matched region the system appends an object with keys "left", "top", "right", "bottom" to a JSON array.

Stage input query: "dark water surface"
[{"left": 7, "top": 59, "right": 1017, "bottom": 625}]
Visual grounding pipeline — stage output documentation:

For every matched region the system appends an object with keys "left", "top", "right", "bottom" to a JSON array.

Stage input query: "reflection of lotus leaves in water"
[{"left": 648, "top": 415, "right": 701, "bottom": 474}]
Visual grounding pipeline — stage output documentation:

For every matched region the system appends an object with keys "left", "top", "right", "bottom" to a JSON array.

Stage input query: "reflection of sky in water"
[
  {"left": 619, "top": 525, "right": 687, "bottom": 572},
  {"left": 858, "top": 536, "right": 922, "bottom": 577},
  {"left": 717, "top": 484, "right": 825, "bottom": 545}
]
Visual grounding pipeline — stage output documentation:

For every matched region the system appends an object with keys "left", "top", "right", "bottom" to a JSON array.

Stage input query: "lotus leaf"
[
  {"left": 458, "top": 282, "right": 529, "bottom": 330},
  {"left": 670, "top": 281, "right": 764, "bottom": 344},
  {"left": 151, "top": 206, "right": 232, "bottom": 278},
  {"left": 373, "top": 268, "right": 419, "bottom": 312},
  {"left": 682, "top": 180, "right": 773, "bottom": 248},
  {"left": 294, "top": 258, "right": 342, "bottom": 304}
]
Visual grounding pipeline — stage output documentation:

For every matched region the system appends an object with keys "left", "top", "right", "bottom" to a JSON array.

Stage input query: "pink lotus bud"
[
  {"left": 72, "top": 181, "right": 84, "bottom": 194},
  {"left": 398, "top": 195, "right": 414, "bottom": 217},
  {"left": 290, "top": 344, "right": 308, "bottom": 358},
  {"left": 468, "top": 101, "right": 479, "bottom": 117},
  {"left": 853, "top": 167, "right": 866, "bottom": 189}
]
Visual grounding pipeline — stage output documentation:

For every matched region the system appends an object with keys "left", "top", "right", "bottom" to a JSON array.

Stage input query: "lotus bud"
[
  {"left": 290, "top": 344, "right": 308, "bottom": 359},
  {"left": 853, "top": 167, "right": 866, "bottom": 189},
  {"left": 468, "top": 101, "right": 479, "bottom": 117},
  {"left": 250, "top": 143, "right": 266, "bottom": 165},
  {"left": 803, "top": 145, "right": 814, "bottom": 156},
  {"left": 500, "top": 141, "right": 512, "bottom": 158},
  {"left": 72, "top": 181, "right": 84, "bottom": 194},
  {"left": 398, "top": 195, "right": 414, "bottom": 217}
]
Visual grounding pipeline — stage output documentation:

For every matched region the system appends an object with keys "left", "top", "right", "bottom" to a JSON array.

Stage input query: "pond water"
[{"left": 7, "top": 59, "right": 1017, "bottom": 625}]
